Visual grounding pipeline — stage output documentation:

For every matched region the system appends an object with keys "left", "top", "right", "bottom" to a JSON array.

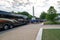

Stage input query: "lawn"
[{"left": 42, "top": 29, "right": 60, "bottom": 40}]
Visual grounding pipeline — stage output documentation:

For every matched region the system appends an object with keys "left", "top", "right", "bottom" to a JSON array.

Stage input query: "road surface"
[
  {"left": 0, "top": 23, "right": 60, "bottom": 40},
  {"left": 0, "top": 24, "right": 42, "bottom": 40}
]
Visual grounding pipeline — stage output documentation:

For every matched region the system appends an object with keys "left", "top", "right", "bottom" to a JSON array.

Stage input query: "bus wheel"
[
  {"left": 9, "top": 24, "right": 14, "bottom": 29},
  {"left": 3, "top": 24, "right": 9, "bottom": 30}
]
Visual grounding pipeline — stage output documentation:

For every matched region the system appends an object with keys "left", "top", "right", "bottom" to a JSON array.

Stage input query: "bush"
[{"left": 44, "top": 21, "right": 60, "bottom": 25}]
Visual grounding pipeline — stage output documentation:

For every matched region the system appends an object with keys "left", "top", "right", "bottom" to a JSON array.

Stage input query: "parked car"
[{"left": 0, "top": 18, "right": 24, "bottom": 30}]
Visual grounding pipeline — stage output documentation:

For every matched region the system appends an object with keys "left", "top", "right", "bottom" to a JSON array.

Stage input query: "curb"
[{"left": 36, "top": 28, "right": 43, "bottom": 40}]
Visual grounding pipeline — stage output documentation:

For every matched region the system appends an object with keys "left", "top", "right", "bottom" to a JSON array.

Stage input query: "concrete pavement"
[
  {"left": 0, "top": 24, "right": 41, "bottom": 40},
  {"left": 0, "top": 23, "right": 60, "bottom": 40}
]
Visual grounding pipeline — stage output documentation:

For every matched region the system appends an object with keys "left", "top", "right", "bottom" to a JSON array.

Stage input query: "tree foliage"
[
  {"left": 46, "top": 6, "right": 58, "bottom": 21},
  {"left": 16, "top": 11, "right": 33, "bottom": 19},
  {"left": 40, "top": 11, "right": 46, "bottom": 19}
]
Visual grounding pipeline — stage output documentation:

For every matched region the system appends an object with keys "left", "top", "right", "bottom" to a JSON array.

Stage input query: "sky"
[{"left": 0, "top": 0, "right": 60, "bottom": 17}]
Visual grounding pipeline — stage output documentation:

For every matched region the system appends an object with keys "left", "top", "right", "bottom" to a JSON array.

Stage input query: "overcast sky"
[{"left": 0, "top": 0, "right": 60, "bottom": 17}]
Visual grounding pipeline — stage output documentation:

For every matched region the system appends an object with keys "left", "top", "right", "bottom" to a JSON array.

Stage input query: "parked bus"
[{"left": 0, "top": 11, "right": 29, "bottom": 30}]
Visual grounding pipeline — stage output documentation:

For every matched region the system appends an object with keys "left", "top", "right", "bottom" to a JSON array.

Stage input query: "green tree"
[
  {"left": 46, "top": 6, "right": 57, "bottom": 21},
  {"left": 40, "top": 11, "right": 47, "bottom": 19},
  {"left": 16, "top": 11, "right": 33, "bottom": 19}
]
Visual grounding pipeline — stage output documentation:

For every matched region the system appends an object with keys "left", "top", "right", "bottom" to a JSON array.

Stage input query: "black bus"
[{"left": 0, "top": 11, "right": 29, "bottom": 24}]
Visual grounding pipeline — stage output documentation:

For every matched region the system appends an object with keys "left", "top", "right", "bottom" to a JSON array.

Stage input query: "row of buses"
[{"left": 0, "top": 11, "right": 29, "bottom": 30}]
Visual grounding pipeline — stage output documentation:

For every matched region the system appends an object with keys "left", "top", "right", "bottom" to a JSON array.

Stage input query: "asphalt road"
[
  {"left": 0, "top": 23, "right": 42, "bottom": 40},
  {"left": 0, "top": 23, "right": 60, "bottom": 40}
]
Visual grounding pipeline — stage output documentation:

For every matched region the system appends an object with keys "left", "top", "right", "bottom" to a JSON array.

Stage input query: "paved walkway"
[
  {"left": 42, "top": 25, "right": 60, "bottom": 29},
  {"left": 0, "top": 23, "right": 60, "bottom": 40}
]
